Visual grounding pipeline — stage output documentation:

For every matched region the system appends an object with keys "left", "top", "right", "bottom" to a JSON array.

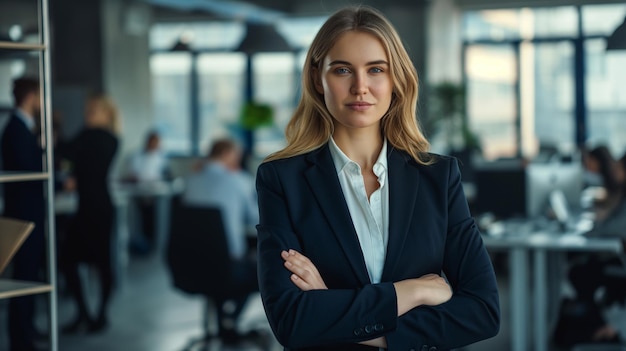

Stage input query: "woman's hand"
[
  {"left": 281, "top": 249, "right": 328, "bottom": 290},
  {"left": 394, "top": 274, "right": 452, "bottom": 316},
  {"left": 414, "top": 273, "right": 453, "bottom": 306},
  {"left": 282, "top": 249, "right": 386, "bottom": 348}
]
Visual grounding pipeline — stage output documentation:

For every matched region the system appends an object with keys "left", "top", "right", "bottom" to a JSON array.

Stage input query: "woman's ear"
[{"left": 312, "top": 68, "right": 324, "bottom": 95}]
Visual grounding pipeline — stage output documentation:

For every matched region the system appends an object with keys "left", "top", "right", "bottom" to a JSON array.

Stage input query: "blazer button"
[
  {"left": 364, "top": 324, "right": 373, "bottom": 334},
  {"left": 421, "top": 346, "right": 429, "bottom": 351},
  {"left": 409, "top": 349, "right": 415, "bottom": 351},
  {"left": 374, "top": 323, "right": 384, "bottom": 331},
  {"left": 353, "top": 328, "right": 363, "bottom": 336},
  {"left": 429, "top": 348, "right": 437, "bottom": 351}
]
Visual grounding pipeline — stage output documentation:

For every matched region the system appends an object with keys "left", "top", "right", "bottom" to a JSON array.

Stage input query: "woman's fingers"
[
  {"left": 415, "top": 274, "right": 452, "bottom": 306},
  {"left": 281, "top": 249, "right": 328, "bottom": 290}
]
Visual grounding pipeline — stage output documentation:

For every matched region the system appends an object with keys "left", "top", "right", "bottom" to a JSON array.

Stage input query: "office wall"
[
  {"left": 51, "top": 0, "right": 104, "bottom": 93},
  {"left": 384, "top": 4, "right": 429, "bottom": 81},
  {"left": 427, "top": 0, "right": 462, "bottom": 84},
  {"left": 50, "top": 0, "right": 104, "bottom": 139},
  {"left": 101, "top": 0, "right": 154, "bottom": 175}
]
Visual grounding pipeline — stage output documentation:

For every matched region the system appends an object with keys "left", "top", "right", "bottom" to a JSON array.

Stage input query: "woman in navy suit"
[{"left": 256, "top": 6, "right": 499, "bottom": 351}]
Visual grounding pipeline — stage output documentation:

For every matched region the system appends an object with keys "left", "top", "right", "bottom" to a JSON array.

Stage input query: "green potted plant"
[{"left": 239, "top": 101, "right": 274, "bottom": 131}]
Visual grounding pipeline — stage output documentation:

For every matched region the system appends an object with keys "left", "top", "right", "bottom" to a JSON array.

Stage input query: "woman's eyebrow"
[{"left": 328, "top": 59, "right": 389, "bottom": 66}]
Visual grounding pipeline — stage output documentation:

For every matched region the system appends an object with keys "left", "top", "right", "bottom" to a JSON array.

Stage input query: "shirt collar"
[
  {"left": 373, "top": 140, "right": 388, "bottom": 186},
  {"left": 328, "top": 137, "right": 388, "bottom": 180},
  {"left": 15, "top": 108, "right": 36, "bottom": 132}
]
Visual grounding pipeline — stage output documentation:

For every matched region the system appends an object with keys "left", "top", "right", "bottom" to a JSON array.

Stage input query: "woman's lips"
[{"left": 346, "top": 102, "right": 373, "bottom": 111}]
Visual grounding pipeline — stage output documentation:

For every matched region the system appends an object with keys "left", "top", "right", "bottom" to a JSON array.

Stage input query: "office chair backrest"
[{"left": 167, "top": 196, "right": 232, "bottom": 297}]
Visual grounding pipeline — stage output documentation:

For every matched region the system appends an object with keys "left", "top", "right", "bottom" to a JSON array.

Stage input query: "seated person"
[
  {"left": 128, "top": 131, "right": 168, "bottom": 254},
  {"left": 554, "top": 145, "right": 626, "bottom": 348},
  {"left": 182, "top": 137, "right": 259, "bottom": 343},
  {"left": 129, "top": 130, "right": 168, "bottom": 182},
  {"left": 584, "top": 146, "right": 624, "bottom": 219}
]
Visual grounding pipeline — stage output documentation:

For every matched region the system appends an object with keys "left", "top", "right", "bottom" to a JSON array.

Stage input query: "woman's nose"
[{"left": 351, "top": 74, "right": 368, "bottom": 95}]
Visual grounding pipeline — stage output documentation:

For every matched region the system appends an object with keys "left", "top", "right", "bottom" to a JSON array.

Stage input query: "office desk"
[{"left": 483, "top": 225, "right": 623, "bottom": 351}]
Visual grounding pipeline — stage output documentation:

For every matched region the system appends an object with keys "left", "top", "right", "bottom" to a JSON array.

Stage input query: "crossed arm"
[{"left": 281, "top": 249, "right": 453, "bottom": 348}]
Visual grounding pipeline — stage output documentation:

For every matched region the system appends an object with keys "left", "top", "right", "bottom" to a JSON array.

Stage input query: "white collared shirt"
[
  {"left": 130, "top": 150, "right": 167, "bottom": 181},
  {"left": 328, "top": 137, "right": 389, "bottom": 284}
]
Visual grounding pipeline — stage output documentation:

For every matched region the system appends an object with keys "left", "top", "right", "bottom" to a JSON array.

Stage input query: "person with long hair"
[
  {"left": 256, "top": 6, "right": 499, "bottom": 350},
  {"left": 583, "top": 146, "right": 624, "bottom": 220},
  {"left": 553, "top": 146, "right": 626, "bottom": 348},
  {"left": 60, "top": 93, "right": 120, "bottom": 333}
]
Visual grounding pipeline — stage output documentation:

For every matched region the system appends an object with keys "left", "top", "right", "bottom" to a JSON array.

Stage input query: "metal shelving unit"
[
  {"left": 0, "top": 42, "right": 46, "bottom": 51},
  {"left": 0, "top": 280, "right": 53, "bottom": 299},
  {"left": 0, "top": 172, "right": 50, "bottom": 183},
  {"left": 0, "top": 0, "right": 57, "bottom": 350}
]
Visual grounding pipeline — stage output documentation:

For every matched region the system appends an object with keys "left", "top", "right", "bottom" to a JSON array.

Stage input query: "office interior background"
[{"left": 1, "top": 0, "right": 626, "bottom": 350}]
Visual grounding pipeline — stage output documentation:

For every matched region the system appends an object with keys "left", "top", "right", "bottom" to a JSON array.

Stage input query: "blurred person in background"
[
  {"left": 2, "top": 77, "right": 46, "bottom": 351},
  {"left": 583, "top": 145, "right": 624, "bottom": 220},
  {"left": 554, "top": 145, "right": 626, "bottom": 348},
  {"left": 182, "top": 137, "right": 258, "bottom": 343},
  {"left": 59, "top": 93, "right": 120, "bottom": 334},
  {"left": 127, "top": 130, "right": 168, "bottom": 255}
]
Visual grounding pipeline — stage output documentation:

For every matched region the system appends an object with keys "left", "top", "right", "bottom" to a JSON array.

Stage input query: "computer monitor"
[
  {"left": 473, "top": 161, "right": 527, "bottom": 219},
  {"left": 525, "top": 163, "right": 583, "bottom": 220}
]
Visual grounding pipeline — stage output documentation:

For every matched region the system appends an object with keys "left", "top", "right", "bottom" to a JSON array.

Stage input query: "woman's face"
[
  {"left": 314, "top": 31, "right": 393, "bottom": 134},
  {"left": 85, "top": 101, "right": 107, "bottom": 127}
]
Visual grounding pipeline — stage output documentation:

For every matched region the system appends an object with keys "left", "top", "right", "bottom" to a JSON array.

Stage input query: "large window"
[
  {"left": 582, "top": 4, "right": 626, "bottom": 156},
  {"left": 463, "top": 4, "right": 626, "bottom": 160},
  {"left": 149, "top": 18, "right": 325, "bottom": 157},
  {"left": 197, "top": 53, "right": 246, "bottom": 154},
  {"left": 465, "top": 44, "right": 517, "bottom": 159},
  {"left": 150, "top": 53, "right": 192, "bottom": 153}
]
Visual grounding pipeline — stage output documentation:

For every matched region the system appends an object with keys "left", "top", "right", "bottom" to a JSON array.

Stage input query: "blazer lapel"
[
  {"left": 304, "top": 145, "right": 371, "bottom": 285},
  {"left": 381, "top": 148, "right": 421, "bottom": 281}
]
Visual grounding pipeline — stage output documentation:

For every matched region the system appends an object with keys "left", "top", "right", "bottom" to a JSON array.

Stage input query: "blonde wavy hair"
[
  {"left": 265, "top": 5, "right": 432, "bottom": 164},
  {"left": 86, "top": 94, "right": 121, "bottom": 135}
]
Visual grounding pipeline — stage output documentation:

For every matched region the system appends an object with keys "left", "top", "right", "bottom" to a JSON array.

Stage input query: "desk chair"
[{"left": 166, "top": 197, "right": 267, "bottom": 350}]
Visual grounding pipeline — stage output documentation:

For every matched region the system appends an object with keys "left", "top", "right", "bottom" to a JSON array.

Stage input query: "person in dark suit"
[
  {"left": 256, "top": 6, "right": 500, "bottom": 351},
  {"left": 59, "top": 94, "right": 119, "bottom": 334},
  {"left": 1, "top": 77, "right": 46, "bottom": 351}
]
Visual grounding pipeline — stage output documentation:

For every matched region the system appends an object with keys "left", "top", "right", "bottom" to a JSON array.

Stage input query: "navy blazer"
[
  {"left": 256, "top": 144, "right": 500, "bottom": 351},
  {"left": 1, "top": 113, "right": 45, "bottom": 224}
]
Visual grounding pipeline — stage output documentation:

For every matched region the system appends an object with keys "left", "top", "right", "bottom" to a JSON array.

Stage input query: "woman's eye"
[
  {"left": 370, "top": 67, "right": 384, "bottom": 73},
  {"left": 334, "top": 67, "right": 351, "bottom": 74}
]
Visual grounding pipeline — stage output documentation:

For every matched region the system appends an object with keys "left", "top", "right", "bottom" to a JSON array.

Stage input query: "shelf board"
[
  {"left": 0, "top": 41, "right": 45, "bottom": 50},
  {"left": 0, "top": 172, "right": 49, "bottom": 183},
  {"left": 0, "top": 279, "right": 52, "bottom": 299}
]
